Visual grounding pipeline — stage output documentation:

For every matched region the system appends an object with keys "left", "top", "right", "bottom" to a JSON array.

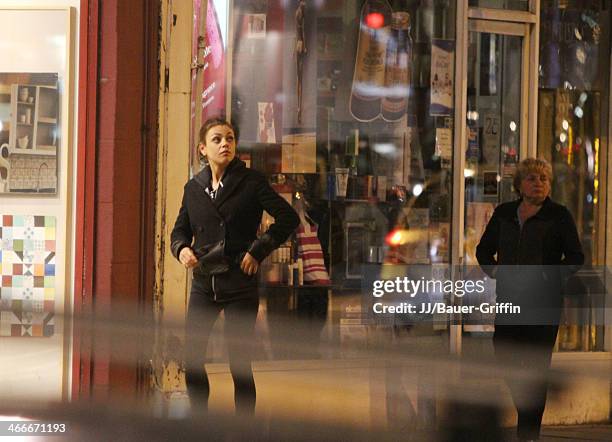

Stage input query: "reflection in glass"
[
  {"left": 464, "top": 31, "right": 523, "bottom": 266},
  {"left": 538, "top": 1, "right": 609, "bottom": 351}
]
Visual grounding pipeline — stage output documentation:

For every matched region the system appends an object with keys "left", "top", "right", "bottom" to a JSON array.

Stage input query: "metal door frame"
[{"left": 450, "top": 0, "right": 540, "bottom": 354}]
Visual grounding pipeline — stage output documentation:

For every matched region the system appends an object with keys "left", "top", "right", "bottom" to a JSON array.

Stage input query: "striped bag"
[{"left": 296, "top": 211, "right": 330, "bottom": 285}]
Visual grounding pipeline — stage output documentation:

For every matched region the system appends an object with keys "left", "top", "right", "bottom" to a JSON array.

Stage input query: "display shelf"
[
  {"left": 38, "top": 117, "right": 57, "bottom": 124},
  {"left": 8, "top": 148, "right": 55, "bottom": 156},
  {"left": 8, "top": 84, "right": 58, "bottom": 156}
]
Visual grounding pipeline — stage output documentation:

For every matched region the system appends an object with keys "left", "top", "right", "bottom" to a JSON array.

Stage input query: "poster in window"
[
  {"left": 430, "top": 39, "right": 454, "bottom": 116},
  {"left": 258, "top": 102, "right": 276, "bottom": 143},
  {"left": 191, "top": 0, "right": 228, "bottom": 175},
  {"left": 244, "top": 14, "right": 266, "bottom": 39},
  {"left": 435, "top": 127, "right": 452, "bottom": 164}
]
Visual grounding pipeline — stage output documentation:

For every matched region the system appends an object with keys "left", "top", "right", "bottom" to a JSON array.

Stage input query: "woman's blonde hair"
[{"left": 512, "top": 158, "right": 553, "bottom": 194}]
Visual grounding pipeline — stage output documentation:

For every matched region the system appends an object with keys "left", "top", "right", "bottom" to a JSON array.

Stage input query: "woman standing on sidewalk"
[
  {"left": 171, "top": 117, "right": 299, "bottom": 414},
  {"left": 476, "top": 158, "right": 584, "bottom": 441}
]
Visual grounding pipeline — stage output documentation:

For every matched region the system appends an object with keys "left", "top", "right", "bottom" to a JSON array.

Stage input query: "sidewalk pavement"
[{"left": 540, "top": 425, "right": 611, "bottom": 441}]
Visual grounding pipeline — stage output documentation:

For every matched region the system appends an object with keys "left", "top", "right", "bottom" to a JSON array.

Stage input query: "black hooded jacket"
[{"left": 171, "top": 158, "right": 299, "bottom": 300}]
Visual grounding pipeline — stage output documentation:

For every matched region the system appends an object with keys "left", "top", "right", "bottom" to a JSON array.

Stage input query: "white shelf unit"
[{"left": 9, "top": 84, "right": 58, "bottom": 156}]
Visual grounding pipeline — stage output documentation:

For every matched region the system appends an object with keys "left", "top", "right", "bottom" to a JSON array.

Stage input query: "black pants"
[
  {"left": 493, "top": 325, "right": 559, "bottom": 440},
  {"left": 185, "top": 280, "right": 259, "bottom": 414}
]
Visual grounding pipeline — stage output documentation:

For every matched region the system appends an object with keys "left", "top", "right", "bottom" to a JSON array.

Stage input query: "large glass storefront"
[
  {"left": 191, "top": 0, "right": 610, "bottom": 354},
  {"left": 537, "top": 0, "right": 609, "bottom": 350}
]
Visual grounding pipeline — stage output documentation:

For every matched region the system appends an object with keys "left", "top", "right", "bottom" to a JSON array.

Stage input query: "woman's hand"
[
  {"left": 240, "top": 252, "right": 259, "bottom": 276},
  {"left": 179, "top": 247, "right": 198, "bottom": 269}
]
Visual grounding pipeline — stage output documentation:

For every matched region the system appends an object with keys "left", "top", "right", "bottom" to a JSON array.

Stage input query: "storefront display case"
[
  {"left": 537, "top": 0, "right": 610, "bottom": 351},
  {"left": 224, "top": 1, "right": 456, "bottom": 292},
  {"left": 189, "top": 0, "right": 610, "bottom": 354}
]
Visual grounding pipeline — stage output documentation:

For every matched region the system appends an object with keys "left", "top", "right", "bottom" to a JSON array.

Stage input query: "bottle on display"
[
  {"left": 350, "top": 0, "right": 393, "bottom": 122},
  {"left": 382, "top": 0, "right": 412, "bottom": 122},
  {"left": 344, "top": 129, "right": 359, "bottom": 176}
]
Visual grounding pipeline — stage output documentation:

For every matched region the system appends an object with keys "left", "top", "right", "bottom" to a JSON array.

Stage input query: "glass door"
[{"left": 461, "top": 20, "right": 530, "bottom": 334}]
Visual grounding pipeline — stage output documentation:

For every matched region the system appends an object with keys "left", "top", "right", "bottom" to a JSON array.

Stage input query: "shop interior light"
[
  {"left": 586, "top": 139, "right": 594, "bottom": 175},
  {"left": 464, "top": 168, "right": 475, "bottom": 178},
  {"left": 594, "top": 138, "right": 599, "bottom": 203},
  {"left": 386, "top": 229, "right": 404, "bottom": 246},
  {"left": 385, "top": 228, "right": 426, "bottom": 246},
  {"left": 559, "top": 133, "right": 567, "bottom": 143},
  {"left": 412, "top": 183, "right": 423, "bottom": 196},
  {"left": 373, "top": 142, "right": 396, "bottom": 155},
  {"left": 509, "top": 121, "right": 517, "bottom": 132},
  {"left": 574, "top": 106, "right": 584, "bottom": 118},
  {"left": 562, "top": 119, "right": 569, "bottom": 131},
  {"left": 365, "top": 12, "right": 384, "bottom": 29}
]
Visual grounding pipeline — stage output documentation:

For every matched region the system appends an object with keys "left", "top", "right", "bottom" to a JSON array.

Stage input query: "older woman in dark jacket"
[
  {"left": 476, "top": 158, "right": 583, "bottom": 441},
  {"left": 171, "top": 117, "right": 299, "bottom": 414}
]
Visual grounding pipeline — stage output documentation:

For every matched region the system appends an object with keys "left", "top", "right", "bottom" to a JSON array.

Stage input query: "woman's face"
[
  {"left": 199, "top": 124, "right": 236, "bottom": 169},
  {"left": 520, "top": 170, "right": 550, "bottom": 203}
]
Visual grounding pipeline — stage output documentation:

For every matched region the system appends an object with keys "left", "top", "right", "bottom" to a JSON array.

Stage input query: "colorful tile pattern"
[{"left": 0, "top": 215, "right": 55, "bottom": 336}]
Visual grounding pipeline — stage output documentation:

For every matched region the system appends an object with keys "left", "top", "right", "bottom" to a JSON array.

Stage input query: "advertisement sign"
[{"left": 430, "top": 39, "right": 454, "bottom": 116}]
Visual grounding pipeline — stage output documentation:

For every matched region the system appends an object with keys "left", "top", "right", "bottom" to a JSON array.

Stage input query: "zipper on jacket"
[{"left": 212, "top": 274, "right": 217, "bottom": 301}]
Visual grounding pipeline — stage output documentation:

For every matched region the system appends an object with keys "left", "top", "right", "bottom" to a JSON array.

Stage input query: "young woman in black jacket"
[
  {"left": 171, "top": 117, "right": 299, "bottom": 414},
  {"left": 476, "top": 158, "right": 584, "bottom": 441}
]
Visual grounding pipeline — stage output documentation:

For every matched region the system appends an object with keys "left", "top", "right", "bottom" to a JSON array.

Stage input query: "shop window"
[
  {"left": 538, "top": 0, "right": 610, "bottom": 351},
  {"left": 228, "top": 0, "right": 456, "bottom": 295}
]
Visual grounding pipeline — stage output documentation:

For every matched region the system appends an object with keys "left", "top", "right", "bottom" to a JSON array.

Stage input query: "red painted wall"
[{"left": 74, "top": 0, "right": 158, "bottom": 399}]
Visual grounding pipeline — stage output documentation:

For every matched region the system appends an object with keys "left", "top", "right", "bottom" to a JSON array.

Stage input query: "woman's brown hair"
[{"left": 198, "top": 116, "right": 239, "bottom": 144}]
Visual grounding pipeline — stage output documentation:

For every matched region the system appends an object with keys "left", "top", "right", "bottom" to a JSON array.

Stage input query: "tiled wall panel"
[{"left": 0, "top": 214, "right": 55, "bottom": 336}]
